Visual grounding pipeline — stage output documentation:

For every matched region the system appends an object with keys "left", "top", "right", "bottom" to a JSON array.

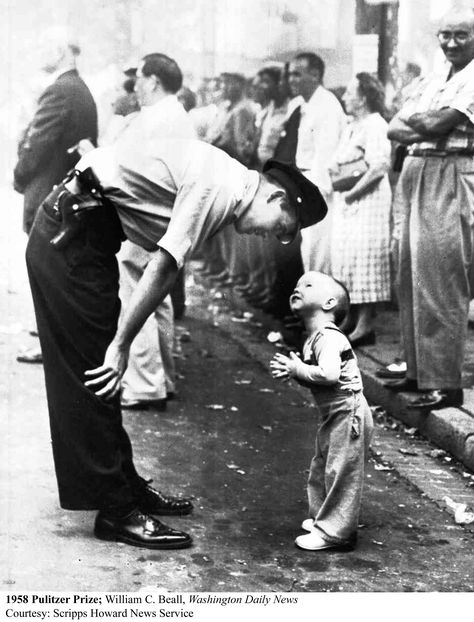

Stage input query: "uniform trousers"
[
  {"left": 119, "top": 241, "right": 175, "bottom": 404},
  {"left": 26, "top": 186, "right": 144, "bottom": 513},
  {"left": 307, "top": 389, "right": 373, "bottom": 544}
]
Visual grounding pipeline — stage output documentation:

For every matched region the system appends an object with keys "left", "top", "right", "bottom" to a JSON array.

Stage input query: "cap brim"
[{"left": 263, "top": 159, "right": 328, "bottom": 231}]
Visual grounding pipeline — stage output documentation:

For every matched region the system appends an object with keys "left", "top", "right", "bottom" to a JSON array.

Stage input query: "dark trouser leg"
[
  {"left": 26, "top": 195, "right": 141, "bottom": 513},
  {"left": 170, "top": 267, "right": 186, "bottom": 319}
]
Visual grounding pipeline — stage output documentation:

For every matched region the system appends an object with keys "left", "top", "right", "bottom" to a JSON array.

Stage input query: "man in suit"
[{"left": 14, "top": 28, "right": 98, "bottom": 364}]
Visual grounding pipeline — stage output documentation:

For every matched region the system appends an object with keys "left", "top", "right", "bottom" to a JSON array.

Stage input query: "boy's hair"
[{"left": 330, "top": 277, "right": 351, "bottom": 326}]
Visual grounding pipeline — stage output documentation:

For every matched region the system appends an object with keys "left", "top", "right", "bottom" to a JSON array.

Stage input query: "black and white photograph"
[{"left": 1, "top": 0, "right": 473, "bottom": 615}]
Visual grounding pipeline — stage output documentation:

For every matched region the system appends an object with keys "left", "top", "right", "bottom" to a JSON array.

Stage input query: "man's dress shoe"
[
  {"left": 375, "top": 359, "right": 407, "bottom": 379},
  {"left": 16, "top": 348, "right": 43, "bottom": 364},
  {"left": 383, "top": 378, "right": 418, "bottom": 392},
  {"left": 139, "top": 482, "right": 193, "bottom": 516},
  {"left": 94, "top": 510, "right": 192, "bottom": 549},
  {"left": 407, "top": 389, "right": 463, "bottom": 410},
  {"left": 121, "top": 398, "right": 167, "bottom": 411}
]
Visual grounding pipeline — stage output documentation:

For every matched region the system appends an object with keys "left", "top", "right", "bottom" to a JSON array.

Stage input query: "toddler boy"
[{"left": 270, "top": 271, "right": 373, "bottom": 551}]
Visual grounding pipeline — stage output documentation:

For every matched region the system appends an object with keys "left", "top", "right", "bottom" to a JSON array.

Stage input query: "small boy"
[{"left": 270, "top": 271, "right": 373, "bottom": 551}]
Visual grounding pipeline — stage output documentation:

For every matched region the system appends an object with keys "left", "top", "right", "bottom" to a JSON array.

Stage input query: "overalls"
[{"left": 303, "top": 326, "right": 374, "bottom": 545}]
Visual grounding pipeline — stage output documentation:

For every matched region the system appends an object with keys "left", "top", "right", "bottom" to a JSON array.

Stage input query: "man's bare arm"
[
  {"left": 387, "top": 116, "right": 425, "bottom": 144},
  {"left": 404, "top": 108, "right": 467, "bottom": 137},
  {"left": 84, "top": 248, "right": 178, "bottom": 398}
]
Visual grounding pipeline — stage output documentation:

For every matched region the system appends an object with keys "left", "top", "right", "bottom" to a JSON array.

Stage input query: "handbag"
[{"left": 330, "top": 156, "right": 369, "bottom": 192}]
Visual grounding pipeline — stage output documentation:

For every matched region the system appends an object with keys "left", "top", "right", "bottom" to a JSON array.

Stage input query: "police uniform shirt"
[{"left": 77, "top": 138, "right": 260, "bottom": 268}]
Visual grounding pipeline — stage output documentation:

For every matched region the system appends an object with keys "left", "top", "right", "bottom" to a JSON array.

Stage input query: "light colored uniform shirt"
[
  {"left": 399, "top": 58, "right": 474, "bottom": 152},
  {"left": 294, "top": 86, "right": 346, "bottom": 195},
  {"left": 77, "top": 139, "right": 259, "bottom": 269}
]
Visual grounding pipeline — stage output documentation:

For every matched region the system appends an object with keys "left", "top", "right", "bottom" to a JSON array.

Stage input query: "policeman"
[{"left": 26, "top": 136, "right": 327, "bottom": 550}]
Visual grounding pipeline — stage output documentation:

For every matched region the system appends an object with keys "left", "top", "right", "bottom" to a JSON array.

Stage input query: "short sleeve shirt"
[
  {"left": 399, "top": 58, "right": 474, "bottom": 152},
  {"left": 77, "top": 139, "right": 260, "bottom": 268},
  {"left": 302, "top": 324, "right": 363, "bottom": 393}
]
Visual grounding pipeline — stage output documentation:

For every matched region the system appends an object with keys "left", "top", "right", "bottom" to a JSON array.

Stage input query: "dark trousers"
[{"left": 26, "top": 186, "right": 143, "bottom": 513}]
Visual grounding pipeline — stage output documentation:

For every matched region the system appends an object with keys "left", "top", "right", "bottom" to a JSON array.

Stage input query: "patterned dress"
[{"left": 331, "top": 112, "right": 391, "bottom": 304}]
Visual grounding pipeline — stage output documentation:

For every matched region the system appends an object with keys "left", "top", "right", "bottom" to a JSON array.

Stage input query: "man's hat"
[{"left": 262, "top": 159, "right": 328, "bottom": 244}]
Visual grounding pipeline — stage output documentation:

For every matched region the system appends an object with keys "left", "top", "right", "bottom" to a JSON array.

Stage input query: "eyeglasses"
[{"left": 437, "top": 30, "right": 472, "bottom": 44}]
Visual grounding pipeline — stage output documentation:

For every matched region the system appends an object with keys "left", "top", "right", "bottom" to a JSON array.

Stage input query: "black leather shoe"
[
  {"left": 375, "top": 360, "right": 406, "bottom": 379},
  {"left": 407, "top": 389, "right": 463, "bottom": 410},
  {"left": 17, "top": 348, "right": 43, "bottom": 364},
  {"left": 383, "top": 378, "right": 418, "bottom": 392},
  {"left": 139, "top": 482, "right": 193, "bottom": 516},
  {"left": 121, "top": 398, "right": 167, "bottom": 411},
  {"left": 94, "top": 510, "right": 192, "bottom": 549}
]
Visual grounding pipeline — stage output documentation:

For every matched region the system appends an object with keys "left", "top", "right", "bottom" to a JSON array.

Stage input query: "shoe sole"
[
  {"left": 145, "top": 508, "right": 193, "bottom": 517},
  {"left": 376, "top": 372, "right": 406, "bottom": 379},
  {"left": 94, "top": 527, "right": 193, "bottom": 550},
  {"left": 295, "top": 541, "right": 356, "bottom": 552}
]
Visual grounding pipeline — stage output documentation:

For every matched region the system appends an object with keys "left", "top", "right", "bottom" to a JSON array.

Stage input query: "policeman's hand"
[{"left": 84, "top": 342, "right": 129, "bottom": 399}]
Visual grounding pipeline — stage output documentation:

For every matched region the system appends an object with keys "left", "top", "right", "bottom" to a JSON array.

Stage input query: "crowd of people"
[{"left": 11, "top": 6, "right": 474, "bottom": 553}]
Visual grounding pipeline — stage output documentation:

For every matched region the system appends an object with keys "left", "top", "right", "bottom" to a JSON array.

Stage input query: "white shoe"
[
  {"left": 295, "top": 531, "right": 355, "bottom": 551},
  {"left": 301, "top": 518, "right": 316, "bottom": 532}
]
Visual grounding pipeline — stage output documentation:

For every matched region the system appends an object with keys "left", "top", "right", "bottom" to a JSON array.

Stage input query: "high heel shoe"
[{"left": 349, "top": 331, "right": 376, "bottom": 348}]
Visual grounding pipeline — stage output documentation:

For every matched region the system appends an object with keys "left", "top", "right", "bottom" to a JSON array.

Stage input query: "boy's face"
[{"left": 289, "top": 272, "right": 333, "bottom": 315}]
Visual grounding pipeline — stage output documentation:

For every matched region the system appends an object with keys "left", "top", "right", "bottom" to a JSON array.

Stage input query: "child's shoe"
[
  {"left": 301, "top": 518, "right": 316, "bottom": 532},
  {"left": 295, "top": 530, "right": 356, "bottom": 551}
]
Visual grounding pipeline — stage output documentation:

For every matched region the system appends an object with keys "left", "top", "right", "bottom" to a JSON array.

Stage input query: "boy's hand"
[{"left": 270, "top": 351, "right": 300, "bottom": 380}]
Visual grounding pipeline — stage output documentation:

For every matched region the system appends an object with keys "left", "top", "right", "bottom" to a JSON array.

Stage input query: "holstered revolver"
[{"left": 49, "top": 167, "right": 104, "bottom": 250}]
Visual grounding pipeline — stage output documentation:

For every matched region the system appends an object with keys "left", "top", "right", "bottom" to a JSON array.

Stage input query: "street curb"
[{"left": 356, "top": 350, "right": 474, "bottom": 472}]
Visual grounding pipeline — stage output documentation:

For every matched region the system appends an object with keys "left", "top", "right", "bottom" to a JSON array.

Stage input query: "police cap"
[{"left": 262, "top": 159, "right": 328, "bottom": 244}]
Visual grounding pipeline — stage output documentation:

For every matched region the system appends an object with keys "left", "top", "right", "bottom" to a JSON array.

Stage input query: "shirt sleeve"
[
  {"left": 295, "top": 332, "right": 344, "bottom": 385},
  {"left": 157, "top": 182, "right": 225, "bottom": 269},
  {"left": 362, "top": 116, "right": 391, "bottom": 172},
  {"left": 449, "top": 79, "right": 474, "bottom": 125}
]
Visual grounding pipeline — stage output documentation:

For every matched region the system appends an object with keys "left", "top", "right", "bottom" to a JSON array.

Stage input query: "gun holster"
[{"left": 49, "top": 168, "right": 104, "bottom": 250}]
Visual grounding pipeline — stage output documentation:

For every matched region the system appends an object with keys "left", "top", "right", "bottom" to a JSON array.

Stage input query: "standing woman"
[{"left": 330, "top": 72, "right": 392, "bottom": 346}]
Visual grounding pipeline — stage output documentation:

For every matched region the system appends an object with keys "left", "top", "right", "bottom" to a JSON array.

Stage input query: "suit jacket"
[{"left": 14, "top": 69, "right": 98, "bottom": 233}]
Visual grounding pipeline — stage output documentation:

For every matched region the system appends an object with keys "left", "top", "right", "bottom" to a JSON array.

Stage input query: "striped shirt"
[
  {"left": 302, "top": 324, "right": 363, "bottom": 394},
  {"left": 400, "top": 58, "right": 474, "bottom": 152}
]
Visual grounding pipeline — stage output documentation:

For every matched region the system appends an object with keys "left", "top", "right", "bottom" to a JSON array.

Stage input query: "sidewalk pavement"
[
  {"left": 354, "top": 307, "right": 474, "bottom": 473},
  {"left": 197, "top": 277, "right": 474, "bottom": 473}
]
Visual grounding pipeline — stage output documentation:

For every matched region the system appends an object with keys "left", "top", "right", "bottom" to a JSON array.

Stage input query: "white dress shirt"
[{"left": 295, "top": 86, "right": 346, "bottom": 195}]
